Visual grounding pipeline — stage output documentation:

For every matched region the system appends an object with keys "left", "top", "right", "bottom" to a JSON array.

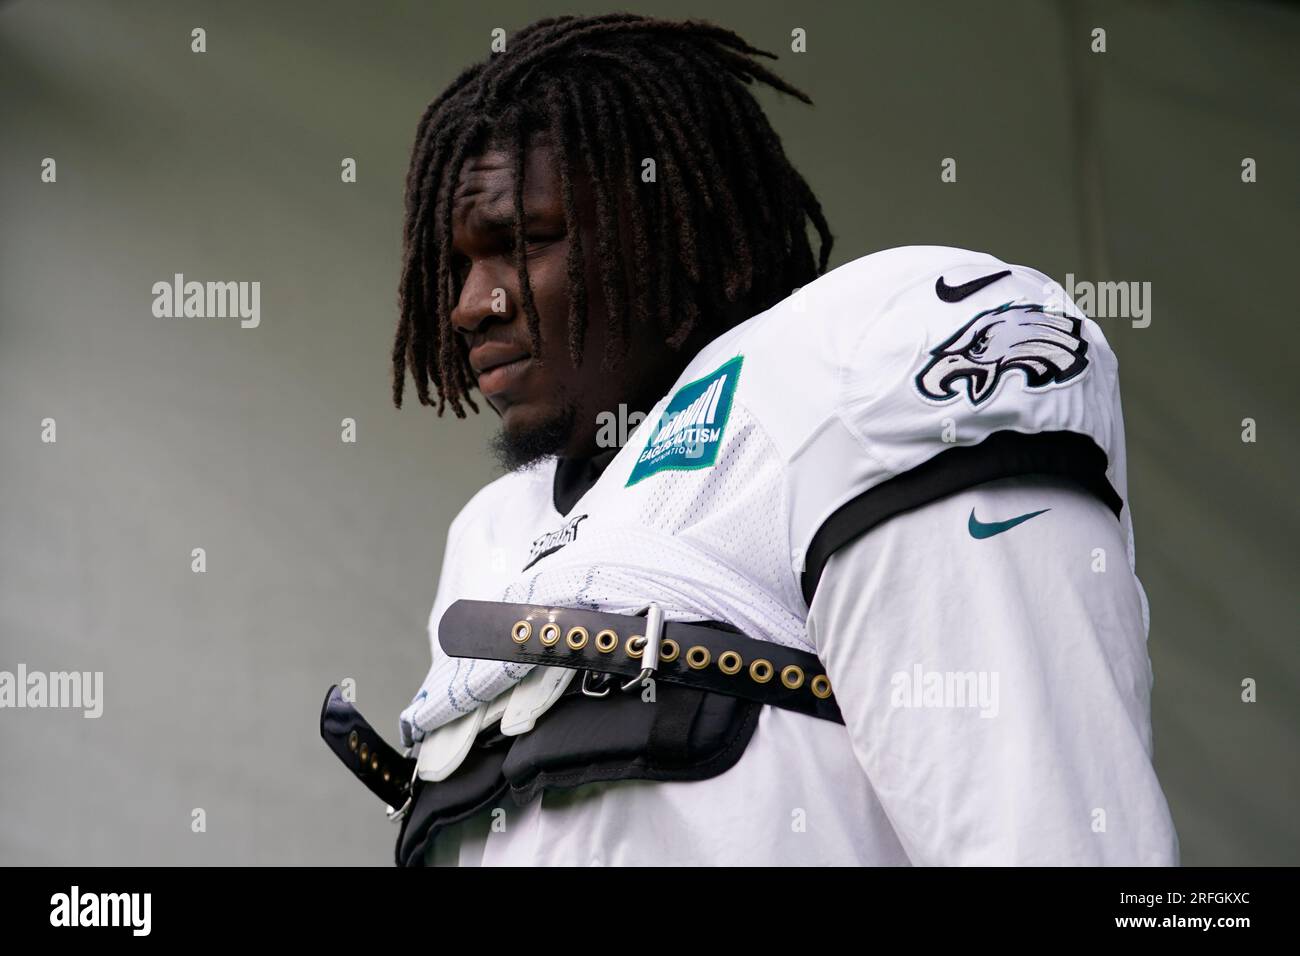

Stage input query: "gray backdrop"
[{"left": 1, "top": 0, "right": 1296, "bottom": 865}]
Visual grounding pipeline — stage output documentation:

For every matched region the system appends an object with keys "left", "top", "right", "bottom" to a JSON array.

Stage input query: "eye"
[{"left": 515, "top": 230, "right": 564, "bottom": 256}]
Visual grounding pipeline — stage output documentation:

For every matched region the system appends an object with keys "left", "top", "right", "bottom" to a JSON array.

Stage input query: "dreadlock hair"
[{"left": 393, "top": 13, "right": 833, "bottom": 416}]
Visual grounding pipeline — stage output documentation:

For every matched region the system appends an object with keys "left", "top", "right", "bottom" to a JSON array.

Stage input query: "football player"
[{"left": 324, "top": 14, "right": 1179, "bottom": 866}]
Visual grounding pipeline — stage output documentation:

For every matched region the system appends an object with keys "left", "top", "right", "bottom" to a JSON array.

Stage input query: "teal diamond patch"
[{"left": 626, "top": 355, "right": 743, "bottom": 487}]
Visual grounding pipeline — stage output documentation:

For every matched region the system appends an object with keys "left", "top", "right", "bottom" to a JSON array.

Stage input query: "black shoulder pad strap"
[
  {"left": 439, "top": 600, "right": 843, "bottom": 724},
  {"left": 319, "top": 685, "right": 416, "bottom": 810}
]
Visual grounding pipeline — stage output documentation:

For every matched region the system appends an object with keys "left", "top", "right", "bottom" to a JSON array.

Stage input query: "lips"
[{"left": 470, "top": 343, "right": 532, "bottom": 396}]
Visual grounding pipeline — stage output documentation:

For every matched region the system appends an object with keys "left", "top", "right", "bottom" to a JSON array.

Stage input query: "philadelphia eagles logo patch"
[{"left": 915, "top": 302, "right": 1089, "bottom": 406}]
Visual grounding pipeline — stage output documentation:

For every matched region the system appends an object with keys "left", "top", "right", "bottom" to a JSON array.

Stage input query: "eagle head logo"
[{"left": 915, "top": 302, "right": 1089, "bottom": 406}]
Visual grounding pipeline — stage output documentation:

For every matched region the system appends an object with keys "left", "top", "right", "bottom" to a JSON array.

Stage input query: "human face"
[{"left": 448, "top": 137, "right": 683, "bottom": 466}]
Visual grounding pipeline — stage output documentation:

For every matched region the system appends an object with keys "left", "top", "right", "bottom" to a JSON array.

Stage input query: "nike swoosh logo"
[
  {"left": 968, "top": 507, "right": 1050, "bottom": 539},
  {"left": 935, "top": 269, "right": 1012, "bottom": 303}
]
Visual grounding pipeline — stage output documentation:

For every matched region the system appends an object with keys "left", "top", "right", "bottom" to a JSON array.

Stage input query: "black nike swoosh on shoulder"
[{"left": 935, "top": 269, "right": 1012, "bottom": 303}]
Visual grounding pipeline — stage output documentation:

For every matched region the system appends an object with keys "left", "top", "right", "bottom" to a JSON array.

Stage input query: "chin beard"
[{"left": 489, "top": 402, "right": 579, "bottom": 472}]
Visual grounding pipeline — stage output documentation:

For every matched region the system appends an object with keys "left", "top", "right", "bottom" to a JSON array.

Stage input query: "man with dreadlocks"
[{"left": 321, "top": 14, "right": 1178, "bottom": 866}]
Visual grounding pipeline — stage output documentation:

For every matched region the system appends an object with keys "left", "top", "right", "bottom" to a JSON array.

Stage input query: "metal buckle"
[
  {"left": 385, "top": 749, "right": 418, "bottom": 824},
  {"left": 620, "top": 602, "right": 663, "bottom": 692},
  {"left": 581, "top": 670, "right": 613, "bottom": 698},
  {"left": 580, "top": 603, "right": 665, "bottom": 697}
]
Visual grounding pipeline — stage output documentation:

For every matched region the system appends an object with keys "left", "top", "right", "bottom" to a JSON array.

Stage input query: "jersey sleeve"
[
  {"left": 739, "top": 246, "right": 1132, "bottom": 608},
  {"left": 806, "top": 474, "right": 1178, "bottom": 865}
]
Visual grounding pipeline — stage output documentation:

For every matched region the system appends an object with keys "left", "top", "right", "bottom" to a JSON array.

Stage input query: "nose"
[{"left": 450, "top": 260, "right": 515, "bottom": 338}]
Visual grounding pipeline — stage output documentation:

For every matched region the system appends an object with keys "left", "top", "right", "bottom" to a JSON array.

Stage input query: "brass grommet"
[
  {"left": 370, "top": 754, "right": 380, "bottom": 772},
  {"left": 382, "top": 768, "right": 392, "bottom": 783},
  {"left": 718, "top": 650, "right": 743, "bottom": 675},
  {"left": 685, "top": 645, "right": 711, "bottom": 670},
  {"left": 511, "top": 620, "right": 532, "bottom": 644},
  {"left": 625, "top": 635, "right": 647, "bottom": 658},
  {"left": 659, "top": 638, "right": 680, "bottom": 662},
  {"left": 781, "top": 665, "right": 805, "bottom": 690},
  {"left": 566, "top": 626, "right": 589, "bottom": 650},
  {"left": 359, "top": 742, "right": 370, "bottom": 762},
  {"left": 595, "top": 629, "right": 619, "bottom": 653},
  {"left": 749, "top": 659, "right": 774, "bottom": 684},
  {"left": 811, "top": 674, "right": 833, "bottom": 699},
  {"left": 347, "top": 731, "right": 359, "bottom": 752},
  {"left": 539, "top": 622, "right": 561, "bottom": 647}
]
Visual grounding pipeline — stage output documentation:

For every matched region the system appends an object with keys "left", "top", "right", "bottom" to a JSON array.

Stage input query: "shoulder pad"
[{"left": 706, "top": 246, "right": 1129, "bottom": 602}]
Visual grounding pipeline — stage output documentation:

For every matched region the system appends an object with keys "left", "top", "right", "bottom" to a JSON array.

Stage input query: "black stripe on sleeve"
[{"left": 800, "top": 430, "right": 1123, "bottom": 605}]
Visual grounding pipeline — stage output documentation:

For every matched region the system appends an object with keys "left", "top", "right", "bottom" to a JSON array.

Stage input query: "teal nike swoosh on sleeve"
[{"left": 968, "top": 508, "right": 1050, "bottom": 539}]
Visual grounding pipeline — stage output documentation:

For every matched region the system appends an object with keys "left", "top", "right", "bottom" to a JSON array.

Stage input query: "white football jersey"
[{"left": 401, "top": 245, "right": 1178, "bottom": 865}]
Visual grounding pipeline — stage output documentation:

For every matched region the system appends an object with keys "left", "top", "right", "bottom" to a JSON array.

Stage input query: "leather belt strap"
[
  {"left": 320, "top": 685, "right": 416, "bottom": 810},
  {"left": 439, "top": 599, "right": 844, "bottom": 724}
]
